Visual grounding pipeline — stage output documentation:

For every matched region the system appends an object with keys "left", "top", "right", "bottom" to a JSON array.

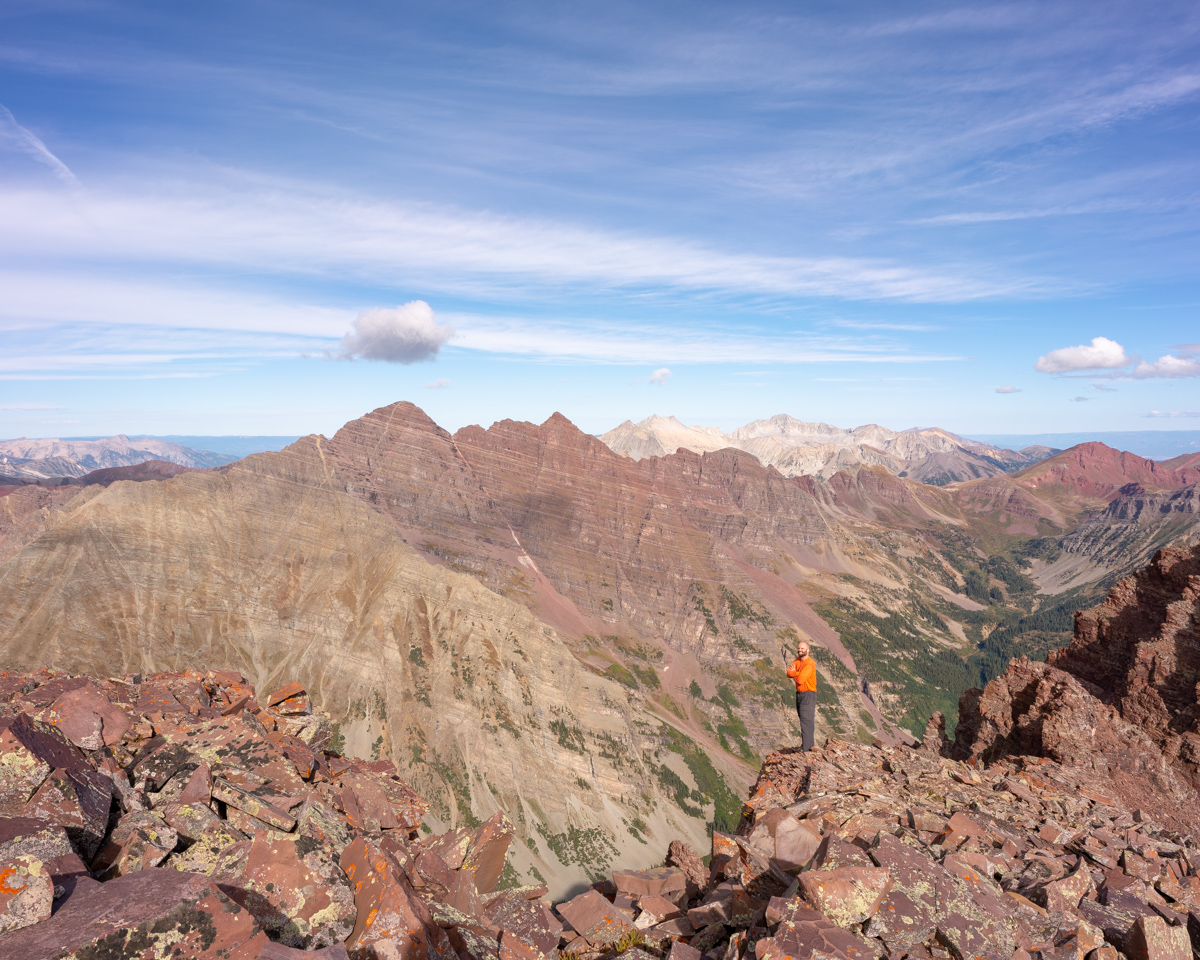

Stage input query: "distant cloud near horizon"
[
  {"left": 1133, "top": 353, "right": 1200, "bottom": 379},
  {"left": 995, "top": 385, "right": 1020, "bottom": 394},
  {"left": 1148, "top": 410, "right": 1200, "bottom": 418},
  {"left": 425, "top": 378, "right": 452, "bottom": 389},
  {"left": 1035, "top": 337, "right": 1130, "bottom": 373},
  {"left": 336, "top": 301, "right": 453, "bottom": 364},
  {"left": 648, "top": 368, "right": 672, "bottom": 385}
]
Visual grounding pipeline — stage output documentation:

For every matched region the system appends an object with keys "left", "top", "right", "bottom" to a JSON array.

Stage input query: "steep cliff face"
[
  {"left": 1059, "top": 483, "right": 1200, "bottom": 568},
  {"left": 955, "top": 542, "right": 1200, "bottom": 833},
  {"left": 0, "top": 440, "right": 719, "bottom": 895}
]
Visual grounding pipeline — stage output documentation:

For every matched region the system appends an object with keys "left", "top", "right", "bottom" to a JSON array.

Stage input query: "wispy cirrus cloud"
[
  {"left": 0, "top": 180, "right": 1054, "bottom": 305},
  {"left": 0, "top": 103, "right": 80, "bottom": 187}
]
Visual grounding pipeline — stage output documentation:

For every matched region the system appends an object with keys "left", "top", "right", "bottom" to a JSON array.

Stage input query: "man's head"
[{"left": 797, "top": 641, "right": 810, "bottom": 659}]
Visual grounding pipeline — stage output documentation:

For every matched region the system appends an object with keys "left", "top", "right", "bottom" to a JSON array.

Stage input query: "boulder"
[
  {"left": 0, "top": 855, "right": 54, "bottom": 933},
  {"left": 0, "top": 867, "right": 267, "bottom": 959},
  {"left": 340, "top": 835, "right": 456, "bottom": 960},
  {"left": 1126, "top": 914, "right": 1191, "bottom": 960},
  {"left": 40, "top": 683, "right": 131, "bottom": 749},
  {"left": 224, "top": 833, "right": 356, "bottom": 948},
  {"left": 556, "top": 888, "right": 633, "bottom": 946},
  {"left": 797, "top": 867, "right": 892, "bottom": 927},
  {"left": 91, "top": 810, "right": 179, "bottom": 879}
]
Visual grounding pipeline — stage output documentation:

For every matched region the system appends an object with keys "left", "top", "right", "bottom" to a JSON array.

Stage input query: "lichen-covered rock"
[
  {"left": 222, "top": 833, "right": 357, "bottom": 948},
  {"left": 0, "top": 855, "right": 53, "bottom": 933},
  {"left": 797, "top": 867, "right": 892, "bottom": 927},
  {"left": 90, "top": 810, "right": 178, "bottom": 879},
  {"left": 0, "top": 867, "right": 267, "bottom": 958},
  {"left": 340, "top": 835, "right": 457, "bottom": 960}
]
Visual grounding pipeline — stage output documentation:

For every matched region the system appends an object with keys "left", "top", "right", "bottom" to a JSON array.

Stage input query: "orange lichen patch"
[{"left": 0, "top": 865, "right": 21, "bottom": 895}]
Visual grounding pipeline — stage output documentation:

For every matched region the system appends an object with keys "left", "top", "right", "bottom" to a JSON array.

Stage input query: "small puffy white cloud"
[
  {"left": 1035, "top": 337, "right": 1130, "bottom": 373},
  {"left": 648, "top": 367, "right": 672, "bottom": 385},
  {"left": 1070, "top": 396, "right": 1090, "bottom": 402},
  {"left": 1093, "top": 384, "right": 1118, "bottom": 392},
  {"left": 337, "top": 300, "right": 453, "bottom": 363},
  {"left": 1147, "top": 410, "right": 1200, "bottom": 418},
  {"left": 424, "top": 378, "right": 452, "bottom": 389},
  {"left": 995, "top": 385, "right": 1020, "bottom": 394},
  {"left": 1132, "top": 354, "right": 1200, "bottom": 378}
]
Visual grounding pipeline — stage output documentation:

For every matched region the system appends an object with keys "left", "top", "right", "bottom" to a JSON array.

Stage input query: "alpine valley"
[{"left": 1, "top": 402, "right": 1198, "bottom": 895}]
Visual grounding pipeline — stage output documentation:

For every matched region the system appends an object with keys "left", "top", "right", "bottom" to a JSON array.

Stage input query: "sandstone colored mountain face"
[
  {"left": 0, "top": 434, "right": 234, "bottom": 480},
  {"left": 3, "top": 402, "right": 1200, "bottom": 894},
  {"left": 600, "top": 413, "right": 1052, "bottom": 485}
]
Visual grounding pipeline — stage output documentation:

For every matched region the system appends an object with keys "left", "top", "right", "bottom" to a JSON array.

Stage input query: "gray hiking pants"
[{"left": 796, "top": 690, "right": 816, "bottom": 751}]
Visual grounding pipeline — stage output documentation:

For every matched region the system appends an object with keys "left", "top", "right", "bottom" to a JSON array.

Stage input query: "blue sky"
[{"left": 1, "top": 0, "right": 1199, "bottom": 439}]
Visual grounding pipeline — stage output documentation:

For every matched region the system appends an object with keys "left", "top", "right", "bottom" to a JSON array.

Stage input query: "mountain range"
[
  {"left": 0, "top": 435, "right": 235, "bottom": 483},
  {"left": 1, "top": 401, "right": 1199, "bottom": 891},
  {"left": 600, "top": 414, "right": 1056, "bottom": 485}
]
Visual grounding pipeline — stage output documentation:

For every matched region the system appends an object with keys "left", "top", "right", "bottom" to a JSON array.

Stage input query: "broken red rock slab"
[
  {"left": 797, "top": 866, "right": 892, "bottom": 927},
  {"left": 266, "top": 682, "right": 306, "bottom": 707},
  {"left": 461, "top": 812, "right": 515, "bottom": 895},
  {"left": 485, "top": 889, "right": 562, "bottom": 956},
  {"left": 213, "top": 775, "right": 298, "bottom": 831},
  {"left": 556, "top": 888, "right": 634, "bottom": 946},
  {"left": 0, "top": 713, "right": 88, "bottom": 811},
  {"left": 90, "top": 809, "right": 178, "bottom": 879},
  {"left": 0, "top": 867, "right": 267, "bottom": 959},
  {"left": 259, "top": 942, "right": 351, "bottom": 959},
  {"left": 225, "top": 832, "right": 357, "bottom": 948},
  {"left": 340, "top": 835, "right": 457, "bottom": 960},
  {"left": 612, "top": 866, "right": 687, "bottom": 899},
  {"left": 24, "top": 766, "right": 111, "bottom": 861}
]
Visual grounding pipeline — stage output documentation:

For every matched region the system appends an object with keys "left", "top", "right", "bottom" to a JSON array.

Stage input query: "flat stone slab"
[{"left": 0, "top": 867, "right": 267, "bottom": 959}]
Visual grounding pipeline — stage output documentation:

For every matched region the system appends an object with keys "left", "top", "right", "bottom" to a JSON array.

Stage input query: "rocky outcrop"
[
  {"left": 955, "top": 543, "right": 1200, "bottom": 833},
  {"left": 0, "top": 669, "right": 568, "bottom": 960}
]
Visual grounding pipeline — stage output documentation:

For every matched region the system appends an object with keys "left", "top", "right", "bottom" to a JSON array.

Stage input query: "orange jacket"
[{"left": 787, "top": 656, "right": 816, "bottom": 693}]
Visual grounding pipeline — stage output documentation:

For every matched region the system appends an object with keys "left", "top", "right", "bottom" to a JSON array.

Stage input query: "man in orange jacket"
[{"left": 786, "top": 640, "right": 817, "bottom": 751}]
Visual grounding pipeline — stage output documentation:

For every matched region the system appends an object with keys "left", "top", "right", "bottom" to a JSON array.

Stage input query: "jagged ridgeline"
[{"left": 0, "top": 402, "right": 1197, "bottom": 890}]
